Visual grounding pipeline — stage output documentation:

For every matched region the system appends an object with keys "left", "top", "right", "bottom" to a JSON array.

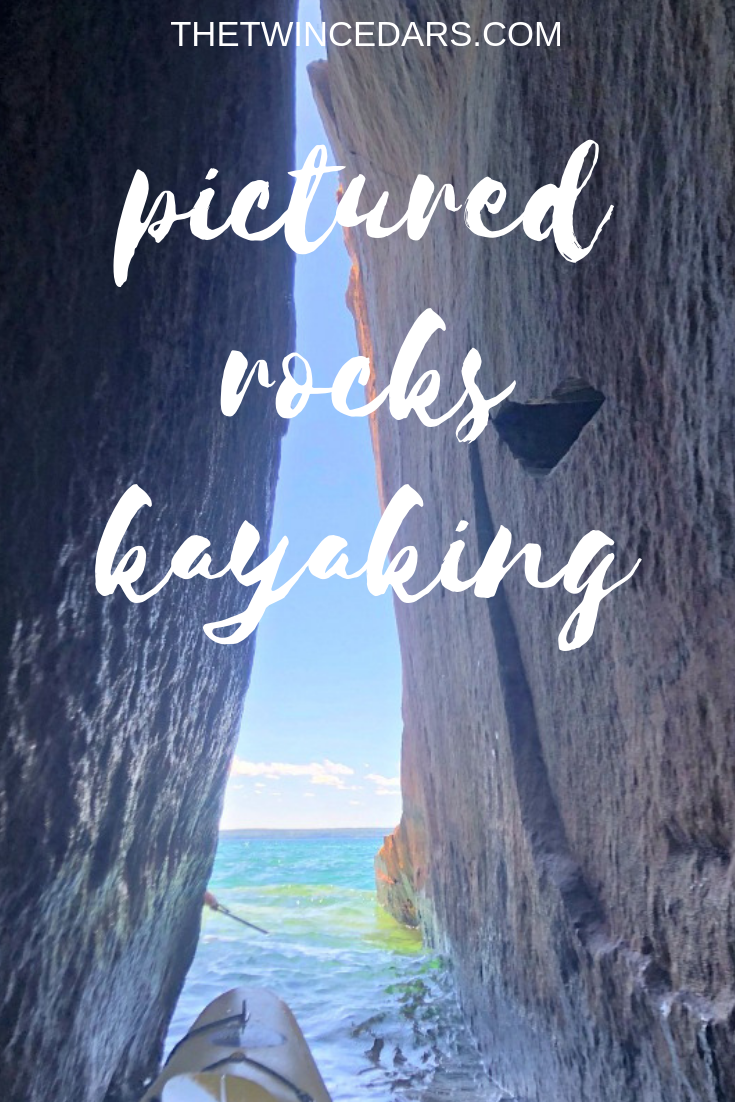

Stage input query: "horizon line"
[{"left": 219, "top": 825, "right": 395, "bottom": 833}]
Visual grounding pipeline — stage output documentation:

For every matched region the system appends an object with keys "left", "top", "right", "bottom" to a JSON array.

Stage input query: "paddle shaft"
[{"left": 211, "top": 900, "right": 270, "bottom": 936}]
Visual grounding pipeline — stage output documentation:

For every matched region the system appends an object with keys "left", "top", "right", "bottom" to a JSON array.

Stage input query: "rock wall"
[
  {"left": 0, "top": 4, "right": 294, "bottom": 1100},
  {"left": 313, "top": 2, "right": 735, "bottom": 1099}
]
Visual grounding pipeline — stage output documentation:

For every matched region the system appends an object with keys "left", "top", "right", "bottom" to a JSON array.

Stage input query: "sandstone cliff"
[
  {"left": 0, "top": 4, "right": 294, "bottom": 1100},
  {"left": 313, "top": 2, "right": 735, "bottom": 1099}
]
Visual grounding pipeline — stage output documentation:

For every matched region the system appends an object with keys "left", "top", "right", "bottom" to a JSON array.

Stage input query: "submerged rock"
[
  {"left": 0, "top": 3, "right": 295, "bottom": 1100},
  {"left": 314, "top": 3, "right": 735, "bottom": 1099}
]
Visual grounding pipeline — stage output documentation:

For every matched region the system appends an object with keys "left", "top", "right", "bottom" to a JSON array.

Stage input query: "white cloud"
[
  {"left": 366, "top": 773, "right": 400, "bottom": 788},
  {"left": 231, "top": 757, "right": 355, "bottom": 790},
  {"left": 221, "top": 756, "right": 402, "bottom": 829},
  {"left": 311, "top": 773, "right": 345, "bottom": 787}
]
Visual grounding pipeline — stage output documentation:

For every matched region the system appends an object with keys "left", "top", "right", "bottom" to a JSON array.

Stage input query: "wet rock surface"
[
  {"left": 0, "top": 3, "right": 294, "bottom": 1100},
  {"left": 314, "top": 2, "right": 735, "bottom": 1099}
]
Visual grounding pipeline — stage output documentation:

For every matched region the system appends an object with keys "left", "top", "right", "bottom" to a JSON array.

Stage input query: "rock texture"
[
  {"left": 0, "top": 4, "right": 294, "bottom": 1101},
  {"left": 314, "top": 2, "right": 735, "bottom": 1099}
]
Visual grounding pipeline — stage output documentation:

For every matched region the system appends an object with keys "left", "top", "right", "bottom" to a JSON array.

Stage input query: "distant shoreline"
[{"left": 219, "top": 826, "right": 393, "bottom": 836}]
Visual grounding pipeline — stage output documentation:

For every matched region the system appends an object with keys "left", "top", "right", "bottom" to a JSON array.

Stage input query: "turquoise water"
[{"left": 169, "top": 829, "right": 493, "bottom": 1101}]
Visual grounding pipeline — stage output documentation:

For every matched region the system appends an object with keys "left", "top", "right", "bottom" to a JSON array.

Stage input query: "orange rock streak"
[{"left": 341, "top": 220, "right": 387, "bottom": 513}]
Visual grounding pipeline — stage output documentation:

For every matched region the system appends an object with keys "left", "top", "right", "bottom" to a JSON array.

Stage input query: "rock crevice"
[{"left": 468, "top": 440, "right": 606, "bottom": 944}]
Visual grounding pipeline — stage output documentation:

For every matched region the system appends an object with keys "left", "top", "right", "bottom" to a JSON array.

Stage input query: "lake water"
[{"left": 168, "top": 829, "right": 496, "bottom": 1101}]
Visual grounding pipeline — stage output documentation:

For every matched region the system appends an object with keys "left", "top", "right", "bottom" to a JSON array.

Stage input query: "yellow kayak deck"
[{"left": 140, "top": 988, "right": 332, "bottom": 1102}]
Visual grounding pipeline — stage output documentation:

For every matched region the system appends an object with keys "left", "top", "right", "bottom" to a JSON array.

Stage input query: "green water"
[{"left": 169, "top": 829, "right": 494, "bottom": 1100}]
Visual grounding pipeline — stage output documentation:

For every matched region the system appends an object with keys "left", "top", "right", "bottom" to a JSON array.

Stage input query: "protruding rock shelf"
[
  {"left": 314, "top": 3, "right": 735, "bottom": 1099},
  {"left": 0, "top": 4, "right": 295, "bottom": 1100},
  {"left": 375, "top": 828, "right": 418, "bottom": 929}
]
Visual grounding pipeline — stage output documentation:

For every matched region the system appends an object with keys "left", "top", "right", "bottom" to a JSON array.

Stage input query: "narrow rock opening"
[{"left": 492, "top": 377, "right": 605, "bottom": 475}]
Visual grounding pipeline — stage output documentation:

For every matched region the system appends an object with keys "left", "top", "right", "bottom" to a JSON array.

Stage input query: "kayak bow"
[{"left": 140, "top": 988, "right": 332, "bottom": 1102}]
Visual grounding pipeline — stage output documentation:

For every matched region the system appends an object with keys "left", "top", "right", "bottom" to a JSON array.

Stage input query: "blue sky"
[{"left": 220, "top": 4, "right": 403, "bottom": 830}]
